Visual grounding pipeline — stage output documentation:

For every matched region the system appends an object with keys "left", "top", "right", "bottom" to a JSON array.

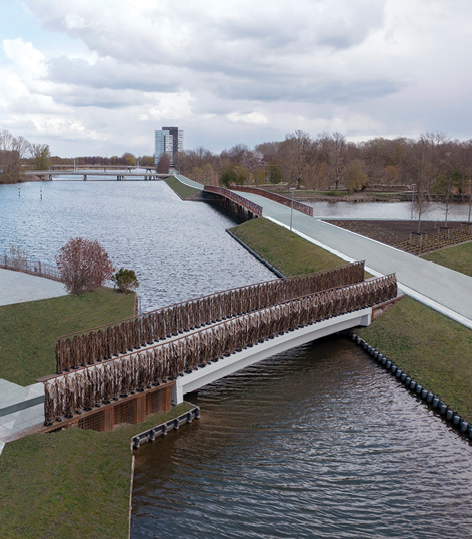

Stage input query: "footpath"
[{"left": 0, "top": 270, "right": 66, "bottom": 455}]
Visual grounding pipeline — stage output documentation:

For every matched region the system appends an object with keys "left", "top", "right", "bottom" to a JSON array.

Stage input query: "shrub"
[
  {"left": 112, "top": 268, "right": 139, "bottom": 293},
  {"left": 56, "top": 238, "right": 115, "bottom": 294},
  {"left": 7, "top": 244, "right": 28, "bottom": 270}
]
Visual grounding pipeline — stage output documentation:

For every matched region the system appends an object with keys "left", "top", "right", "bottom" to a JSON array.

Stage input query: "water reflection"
[
  {"left": 132, "top": 338, "right": 472, "bottom": 538},
  {"left": 308, "top": 200, "right": 471, "bottom": 220}
]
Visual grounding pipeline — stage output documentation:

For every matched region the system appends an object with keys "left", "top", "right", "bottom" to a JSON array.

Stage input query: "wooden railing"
[
  {"left": 54, "top": 262, "right": 365, "bottom": 372},
  {"left": 229, "top": 186, "right": 314, "bottom": 217},
  {"left": 43, "top": 273, "right": 397, "bottom": 425},
  {"left": 203, "top": 185, "right": 263, "bottom": 216}
]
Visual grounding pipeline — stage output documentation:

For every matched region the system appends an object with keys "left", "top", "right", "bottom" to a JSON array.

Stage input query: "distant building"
[{"left": 154, "top": 127, "right": 184, "bottom": 165}]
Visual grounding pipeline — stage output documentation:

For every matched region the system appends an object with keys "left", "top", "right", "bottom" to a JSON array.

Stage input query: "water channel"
[{"left": 1, "top": 179, "right": 472, "bottom": 538}]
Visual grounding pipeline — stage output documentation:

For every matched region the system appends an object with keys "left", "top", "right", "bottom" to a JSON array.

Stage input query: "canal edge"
[
  {"left": 346, "top": 330, "right": 472, "bottom": 441},
  {"left": 226, "top": 229, "right": 286, "bottom": 279}
]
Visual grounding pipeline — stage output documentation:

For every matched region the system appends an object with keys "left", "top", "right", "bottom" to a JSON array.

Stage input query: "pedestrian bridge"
[{"left": 40, "top": 262, "right": 400, "bottom": 430}]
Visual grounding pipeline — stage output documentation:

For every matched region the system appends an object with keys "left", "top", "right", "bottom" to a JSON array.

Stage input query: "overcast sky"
[{"left": 1, "top": 0, "right": 471, "bottom": 157}]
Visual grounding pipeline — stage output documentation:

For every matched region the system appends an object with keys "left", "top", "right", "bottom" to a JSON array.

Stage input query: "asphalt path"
[{"left": 232, "top": 191, "right": 472, "bottom": 328}]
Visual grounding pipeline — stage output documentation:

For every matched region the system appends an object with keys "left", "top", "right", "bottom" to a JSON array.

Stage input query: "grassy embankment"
[
  {"left": 164, "top": 176, "right": 202, "bottom": 199},
  {"left": 0, "top": 287, "right": 136, "bottom": 386},
  {"left": 0, "top": 403, "right": 192, "bottom": 539},
  {"left": 421, "top": 241, "right": 472, "bottom": 278},
  {"left": 0, "top": 286, "right": 192, "bottom": 538},
  {"left": 230, "top": 217, "right": 472, "bottom": 422}
]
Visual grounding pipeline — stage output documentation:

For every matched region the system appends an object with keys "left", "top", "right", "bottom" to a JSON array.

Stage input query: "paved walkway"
[
  {"left": 0, "top": 268, "right": 66, "bottom": 306},
  {"left": 0, "top": 270, "right": 66, "bottom": 454},
  {"left": 234, "top": 191, "right": 472, "bottom": 328}
]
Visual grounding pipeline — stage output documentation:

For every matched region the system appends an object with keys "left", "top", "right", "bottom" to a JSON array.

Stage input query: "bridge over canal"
[
  {"left": 40, "top": 262, "right": 399, "bottom": 432},
  {"left": 21, "top": 170, "right": 169, "bottom": 181}
]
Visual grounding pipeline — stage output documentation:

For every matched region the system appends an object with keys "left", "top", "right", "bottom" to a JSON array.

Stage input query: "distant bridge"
[
  {"left": 39, "top": 262, "right": 400, "bottom": 431},
  {"left": 21, "top": 170, "right": 170, "bottom": 181}
]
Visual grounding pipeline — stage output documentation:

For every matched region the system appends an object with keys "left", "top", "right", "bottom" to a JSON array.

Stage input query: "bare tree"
[{"left": 280, "top": 130, "right": 314, "bottom": 189}]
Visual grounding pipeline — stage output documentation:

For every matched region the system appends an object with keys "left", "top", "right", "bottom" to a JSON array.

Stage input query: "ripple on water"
[
  {"left": 0, "top": 180, "right": 274, "bottom": 311},
  {"left": 132, "top": 340, "right": 472, "bottom": 538}
]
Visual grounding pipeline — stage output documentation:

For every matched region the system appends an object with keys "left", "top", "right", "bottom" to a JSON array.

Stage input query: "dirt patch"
[{"left": 325, "top": 219, "right": 472, "bottom": 255}]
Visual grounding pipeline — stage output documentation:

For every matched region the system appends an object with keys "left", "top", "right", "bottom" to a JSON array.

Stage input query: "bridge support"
[{"left": 172, "top": 307, "right": 372, "bottom": 405}]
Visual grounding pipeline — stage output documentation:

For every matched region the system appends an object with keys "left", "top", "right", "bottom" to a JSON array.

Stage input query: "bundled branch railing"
[
  {"left": 229, "top": 185, "right": 314, "bottom": 217},
  {"left": 44, "top": 273, "right": 397, "bottom": 425},
  {"left": 55, "top": 261, "right": 365, "bottom": 372},
  {"left": 203, "top": 185, "right": 263, "bottom": 217},
  {"left": 1, "top": 254, "right": 62, "bottom": 282}
]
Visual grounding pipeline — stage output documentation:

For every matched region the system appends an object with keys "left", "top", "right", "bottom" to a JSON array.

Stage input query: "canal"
[{"left": 1, "top": 180, "right": 471, "bottom": 538}]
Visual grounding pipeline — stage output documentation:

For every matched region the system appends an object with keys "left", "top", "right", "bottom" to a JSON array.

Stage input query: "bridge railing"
[
  {"left": 203, "top": 185, "right": 263, "bottom": 216},
  {"left": 229, "top": 185, "right": 314, "bottom": 217},
  {"left": 1, "top": 254, "right": 62, "bottom": 282},
  {"left": 43, "top": 273, "right": 397, "bottom": 424},
  {"left": 54, "top": 261, "right": 365, "bottom": 372}
]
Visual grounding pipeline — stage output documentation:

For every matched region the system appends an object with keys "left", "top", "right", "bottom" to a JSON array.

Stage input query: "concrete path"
[
  {"left": 0, "top": 269, "right": 65, "bottom": 454},
  {"left": 231, "top": 191, "right": 472, "bottom": 329},
  {"left": 0, "top": 268, "right": 66, "bottom": 306},
  {"left": 0, "top": 380, "right": 44, "bottom": 455}
]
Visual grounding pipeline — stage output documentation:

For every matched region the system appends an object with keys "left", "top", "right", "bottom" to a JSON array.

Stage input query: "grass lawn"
[
  {"left": 0, "top": 287, "right": 136, "bottom": 386},
  {"left": 164, "top": 176, "right": 202, "bottom": 199},
  {"left": 421, "top": 241, "right": 472, "bottom": 278},
  {"left": 0, "top": 402, "right": 193, "bottom": 539},
  {"left": 356, "top": 296, "right": 472, "bottom": 422},
  {"left": 230, "top": 217, "right": 348, "bottom": 276}
]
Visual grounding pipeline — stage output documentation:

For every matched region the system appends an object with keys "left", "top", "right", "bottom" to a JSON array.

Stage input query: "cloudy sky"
[{"left": 1, "top": 0, "right": 471, "bottom": 157}]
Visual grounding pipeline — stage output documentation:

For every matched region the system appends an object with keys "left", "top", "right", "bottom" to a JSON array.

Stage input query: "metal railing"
[
  {"left": 203, "top": 185, "right": 263, "bottom": 216},
  {"left": 229, "top": 185, "right": 314, "bottom": 217},
  {"left": 1, "top": 254, "right": 62, "bottom": 282}
]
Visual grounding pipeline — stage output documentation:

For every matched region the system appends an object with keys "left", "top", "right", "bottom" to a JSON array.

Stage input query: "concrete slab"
[{"left": 0, "top": 268, "right": 66, "bottom": 306}]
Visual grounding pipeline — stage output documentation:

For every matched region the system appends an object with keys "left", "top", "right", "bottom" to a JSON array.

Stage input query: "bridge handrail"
[
  {"left": 54, "top": 262, "right": 365, "bottom": 372},
  {"left": 203, "top": 185, "right": 263, "bottom": 216},
  {"left": 43, "top": 273, "right": 397, "bottom": 424},
  {"left": 229, "top": 185, "right": 314, "bottom": 217}
]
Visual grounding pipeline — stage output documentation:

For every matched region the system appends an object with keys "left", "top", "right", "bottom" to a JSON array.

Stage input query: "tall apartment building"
[{"left": 154, "top": 126, "right": 184, "bottom": 165}]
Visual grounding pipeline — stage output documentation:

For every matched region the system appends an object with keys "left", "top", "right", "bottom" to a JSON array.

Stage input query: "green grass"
[
  {"left": 0, "top": 287, "right": 136, "bottom": 386},
  {"left": 421, "top": 241, "right": 472, "bottom": 278},
  {"left": 164, "top": 176, "right": 201, "bottom": 199},
  {"left": 357, "top": 296, "right": 472, "bottom": 421},
  {"left": 230, "top": 217, "right": 348, "bottom": 276},
  {"left": 0, "top": 402, "right": 193, "bottom": 539}
]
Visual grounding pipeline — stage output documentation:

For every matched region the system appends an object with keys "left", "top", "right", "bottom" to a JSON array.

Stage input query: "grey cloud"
[
  {"left": 213, "top": 77, "right": 405, "bottom": 104},
  {"left": 47, "top": 56, "right": 184, "bottom": 93}
]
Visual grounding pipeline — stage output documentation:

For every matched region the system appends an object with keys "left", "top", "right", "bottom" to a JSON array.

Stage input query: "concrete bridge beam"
[{"left": 172, "top": 307, "right": 371, "bottom": 405}]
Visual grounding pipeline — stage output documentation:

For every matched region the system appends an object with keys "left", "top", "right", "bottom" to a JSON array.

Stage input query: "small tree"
[
  {"left": 344, "top": 159, "right": 369, "bottom": 192},
  {"left": 56, "top": 238, "right": 114, "bottom": 294},
  {"left": 112, "top": 268, "right": 139, "bottom": 293}
]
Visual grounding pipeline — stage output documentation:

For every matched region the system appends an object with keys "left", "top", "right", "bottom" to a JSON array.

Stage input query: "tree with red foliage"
[{"left": 56, "top": 238, "right": 115, "bottom": 294}]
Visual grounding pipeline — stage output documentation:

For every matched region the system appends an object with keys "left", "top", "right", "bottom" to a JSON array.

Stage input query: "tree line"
[{"left": 175, "top": 131, "right": 472, "bottom": 199}]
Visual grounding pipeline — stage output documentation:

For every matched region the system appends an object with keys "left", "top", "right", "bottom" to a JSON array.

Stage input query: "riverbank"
[
  {"left": 0, "top": 287, "right": 136, "bottom": 386},
  {"left": 230, "top": 217, "right": 472, "bottom": 423},
  {"left": 0, "top": 402, "right": 193, "bottom": 538},
  {"left": 0, "top": 286, "right": 188, "bottom": 538},
  {"left": 164, "top": 176, "right": 203, "bottom": 200}
]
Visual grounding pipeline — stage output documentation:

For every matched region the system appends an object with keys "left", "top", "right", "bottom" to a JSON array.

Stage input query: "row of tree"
[
  {"left": 174, "top": 131, "right": 472, "bottom": 200},
  {"left": 0, "top": 129, "right": 52, "bottom": 183}
]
